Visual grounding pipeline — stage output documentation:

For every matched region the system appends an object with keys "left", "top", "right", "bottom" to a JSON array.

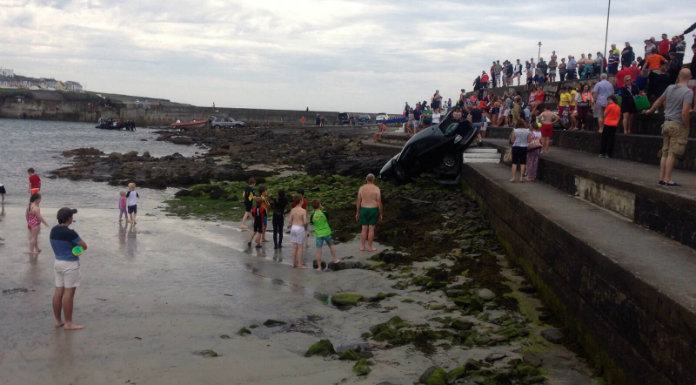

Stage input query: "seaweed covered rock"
[
  {"left": 331, "top": 293, "right": 363, "bottom": 308},
  {"left": 419, "top": 366, "right": 447, "bottom": 385},
  {"left": 305, "top": 339, "right": 336, "bottom": 357},
  {"left": 352, "top": 358, "right": 372, "bottom": 376}
]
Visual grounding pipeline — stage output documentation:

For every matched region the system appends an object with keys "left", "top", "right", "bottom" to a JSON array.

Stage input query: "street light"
[
  {"left": 537, "top": 41, "right": 542, "bottom": 62},
  {"left": 602, "top": 0, "right": 611, "bottom": 74}
]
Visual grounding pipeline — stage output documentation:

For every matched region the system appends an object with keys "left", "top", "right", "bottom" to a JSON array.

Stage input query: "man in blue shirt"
[
  {"left": 51, "top": 207, "right": 88, "bottom": 330},
  {"left": 592, "top": 74, "right": 616, "bottom": 132}
]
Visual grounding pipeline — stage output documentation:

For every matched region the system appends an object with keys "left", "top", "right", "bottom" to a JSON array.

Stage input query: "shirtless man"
[
  {"left": 288, "top": 194, "right": 308, "bottom": 269},
  {"left": 355, "top": 173, "right": 383, "bottom": 252},
  {"left": 538, "top": 107, "right": 561, "bottom": 154}
]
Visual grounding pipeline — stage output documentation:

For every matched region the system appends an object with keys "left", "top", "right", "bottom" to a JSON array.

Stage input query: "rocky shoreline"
[
  {"left": 45, "top": 124, "right": 599, "bottom": 384},
  {"left": 50, "top": 125, "right": 391, "bottom": 188}
]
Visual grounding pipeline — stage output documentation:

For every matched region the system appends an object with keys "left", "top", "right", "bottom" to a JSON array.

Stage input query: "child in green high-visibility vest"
[{"left": 310, "top": 199, "right": 341, "bottom": 271}]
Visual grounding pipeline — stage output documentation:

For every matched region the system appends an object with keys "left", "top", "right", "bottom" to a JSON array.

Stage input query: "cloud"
[{"left": 0, "top": 0, "right": 693, "bottom": 112}]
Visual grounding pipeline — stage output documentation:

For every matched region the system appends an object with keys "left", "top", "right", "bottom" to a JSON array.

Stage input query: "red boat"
[{"left": 170, "top": 119, "right": 209, "bottom": 128}]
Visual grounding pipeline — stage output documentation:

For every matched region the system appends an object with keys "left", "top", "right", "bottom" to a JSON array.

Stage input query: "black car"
[
  {"left": 380, "top": 110, "right": 477, "bottom": 182},
  {"left": 336, "top": 113, "right": 350, "bottom": 125}
]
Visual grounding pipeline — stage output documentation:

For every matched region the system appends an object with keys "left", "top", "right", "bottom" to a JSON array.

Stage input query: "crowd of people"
[{"left": 240, "top": 174, "right": 383, "bottom": 270}]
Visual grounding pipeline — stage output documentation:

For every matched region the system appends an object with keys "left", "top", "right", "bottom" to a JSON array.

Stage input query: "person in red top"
[
  {"left": 532, "top": 88, "right": 545, "bottom": 114},
  {"left": 599, "top": 95, "right": 621, "bottom": 158},
  {"left": 480, "top": 71, "right": 489, "bottom": 88},
  {"left": 658, "top": 33, "right": 671, "bottom": 57},
  {"left": 27, "top": 168, "right": 41, "bottom": 195}
]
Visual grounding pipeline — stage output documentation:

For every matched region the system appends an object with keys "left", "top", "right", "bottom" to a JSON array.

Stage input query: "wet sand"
[{"left": 0, "top": 203, "right": 596, "bottom": 384}]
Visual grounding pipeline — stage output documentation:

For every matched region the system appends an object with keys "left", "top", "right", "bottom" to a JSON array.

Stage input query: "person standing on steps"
[
  {"left": 355, "top": 173, "right": 382, "bottom": 252},
  {"left": 599, "top": 95, "right": 621, "bottom": 158},
  {"left": 643, "top": 68, "right": 693, "bottom": 187},
  {"left": 592, "top": 74, "right": 615, "bottom": 133}
]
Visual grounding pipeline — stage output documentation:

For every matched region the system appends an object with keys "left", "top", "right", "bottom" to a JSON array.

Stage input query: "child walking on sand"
[
  {"left": 271, "top": 189, "right": 288, "bottom": 249},
  {"left": 26, "top": 192, "right": 49, "bottom": 254},
  {"left": 310, "top": 199, "right": 341, "bottom": 271},
  {"left": 126, "top": 183, "right": 139, "bottom": 224},
  {"left": 289, "top": 194, "right": 308, "bottom": 269},
  {"left": 248, "top": 197, "right": 266, "bottom": 248},
  {"left": 118, "top": 190, "right": 128, "bottom": 222},
  {"left": 259, "top": 187, "right": 271, "bottom": 242},
  {"left": 240, "top": 177, "right": 256, "bottom": 230}
]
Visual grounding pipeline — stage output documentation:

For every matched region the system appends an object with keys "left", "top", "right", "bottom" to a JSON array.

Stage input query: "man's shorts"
[
  {"left": 290, "top": 225, "right": 306, "bottom": 244},
  {"left": 593, "top": 104, "right": 606, "bottom": 118},
  {"left": 55, "top": 260, "right": 80, "bottom": 288},
  {"left": 244, "top": 203, "right": 252, "bottom": 212},
  {"left": 661, "top": 120, "right": 688, "bottom": 158},
  {"left": 127, "top": 205, "right": 137, "bottom": 214},
  {"left": 316, "top": 234, "right": 333, "bottom": 247},
  {"left": 359, "top": 207, "right": 379, "bottom": 226}
]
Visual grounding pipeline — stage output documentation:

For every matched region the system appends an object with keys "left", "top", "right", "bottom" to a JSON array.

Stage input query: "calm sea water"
[{"left": 0, "top": 118, "right": 199, "bottom": 209}]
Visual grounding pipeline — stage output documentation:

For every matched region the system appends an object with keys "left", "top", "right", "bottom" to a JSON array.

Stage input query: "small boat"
[{"left": 170, "top": 119, "right": 210, "bottom": 129}]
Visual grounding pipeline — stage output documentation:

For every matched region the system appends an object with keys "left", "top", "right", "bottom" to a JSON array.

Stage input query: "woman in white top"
[
  {"left": 431, "top": 108, "right": 441, "bottom": 125},
  {"left": 509, "top": 122, "right": 531, "bottom": 182}
]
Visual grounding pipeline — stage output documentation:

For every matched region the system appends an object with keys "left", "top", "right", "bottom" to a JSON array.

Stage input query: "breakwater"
[{"left": 0, "top": 89, "right": 372, "bottom": 126}]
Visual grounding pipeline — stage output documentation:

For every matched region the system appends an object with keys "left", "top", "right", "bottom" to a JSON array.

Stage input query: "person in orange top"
[
  {"left": 645, "top": 49, "right": 666, "bottom": 71},
  {"left": 599, "top": 95, "right": 621, "bottom": 158}
]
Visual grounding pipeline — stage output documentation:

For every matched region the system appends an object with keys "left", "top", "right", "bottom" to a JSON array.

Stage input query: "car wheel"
[
  {"left": 439, "top": 152, "right": 462, "bottom": 175},
  {"left": 395, "top": 163, "right": 408, "bottom": 183}
]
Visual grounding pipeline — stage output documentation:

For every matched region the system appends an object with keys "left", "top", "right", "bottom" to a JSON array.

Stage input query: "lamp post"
[
  {"left": 602, "top": 0, "right": 611, "bottom": 74},
  {"left": 537, "top": 41, "right": 542, "bottom": 62}
]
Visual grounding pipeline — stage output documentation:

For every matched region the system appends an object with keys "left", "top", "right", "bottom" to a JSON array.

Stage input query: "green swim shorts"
[{"left": 359, "top": 207, "right": 379, "bottom": 226}]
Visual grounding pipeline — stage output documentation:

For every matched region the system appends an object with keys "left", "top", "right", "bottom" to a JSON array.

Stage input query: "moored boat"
[{"left": 170, "top": 119, "right": 210, "bottom": 129}]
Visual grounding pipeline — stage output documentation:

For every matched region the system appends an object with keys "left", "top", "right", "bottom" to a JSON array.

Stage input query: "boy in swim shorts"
[
  {"left": 28, "top": 168, "right": 41, "bottom": 195},
  {"left": 289, "top": 194, "right": 308, "bottom": 269},
  {"left": 310, "top": 199, "right": 340, "bottom": 271},
  {"left": 248, "top": 197, "right": 266, "bottom": 248}
]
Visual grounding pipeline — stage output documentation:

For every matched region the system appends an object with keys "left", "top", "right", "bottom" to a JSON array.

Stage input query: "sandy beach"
[{"left": 0, "top": 199, "right": 597, "bottom": 385}]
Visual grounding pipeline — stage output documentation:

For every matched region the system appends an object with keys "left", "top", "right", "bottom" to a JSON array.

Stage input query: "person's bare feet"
[
  {"left": 64, "top": 323, "right": 85, "bottom": 330},
  {"left": 368, "top": 248, "right": 377, "bottom": 252},
  {"left": 298, "top": 265, "right": 309, "bottom": 270},
  {"left": 55, "top": 320, "right": 64, "bottom": 328},
  {"left": 332, "top": 258, "right": 341, "bottom": 263},
  {"left": 509, "top": 179, "right": 515, "bottom": 182},
  {"left": 360, "top": 247, "right": 366, "bottom": 251},
  {"left": 315, "top": 267, "right": 322, "bottom": 272},
  {"left": 241, "top": 225, "right": 248, "bottom": 230}
]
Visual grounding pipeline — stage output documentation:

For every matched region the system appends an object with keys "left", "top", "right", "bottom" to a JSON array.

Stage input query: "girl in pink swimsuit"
[
  {"left": 118, "top": 190, "right": 128, "bottom": 222},
  {"left": 26, "top": 193, "right": 48, "bottom": 254}
]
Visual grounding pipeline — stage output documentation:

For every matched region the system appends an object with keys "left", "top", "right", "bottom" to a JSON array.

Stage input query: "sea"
[{"left": 0, "top": 118, "right": 199, "bottom": 209}]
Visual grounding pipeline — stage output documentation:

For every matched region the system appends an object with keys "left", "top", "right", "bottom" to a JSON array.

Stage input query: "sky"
[{"left": 1, "top": 0, "right": 694, "bottom": 113}]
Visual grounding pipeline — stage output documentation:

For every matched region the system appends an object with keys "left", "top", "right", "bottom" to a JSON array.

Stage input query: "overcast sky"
[{"left": 1, "top": 0, "right": 694, "bottom": 113}]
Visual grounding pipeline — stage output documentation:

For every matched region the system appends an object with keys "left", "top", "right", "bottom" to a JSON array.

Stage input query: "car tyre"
[{"left": 395, "top": 163, "right": 408, "bottom": 183}]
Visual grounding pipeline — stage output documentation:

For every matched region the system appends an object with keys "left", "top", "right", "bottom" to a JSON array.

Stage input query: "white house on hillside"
[
  {"left": 65, "top": 81, "right": 83, "bottom": 92},
  {"left": 0, "top": 68, "right": 15, "bottom": 77}
]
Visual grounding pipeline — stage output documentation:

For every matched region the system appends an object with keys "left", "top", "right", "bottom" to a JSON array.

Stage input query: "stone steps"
[
  {"left": 463, "top": 147, "right": 500, "bottom": 164},
  {"left": 461, "top": 160, "right": 696, "bottom": 384},
  {"left": 484, "top": 126, "right": 696, "bottom": 171},
  {"left": 485, "top": 138, "right": 696, "bottom": 251}
]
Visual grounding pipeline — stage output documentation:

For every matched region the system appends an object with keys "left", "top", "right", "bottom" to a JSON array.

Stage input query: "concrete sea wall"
[{"left": 0, "top": 90, "right": 368, "bottom": 126}]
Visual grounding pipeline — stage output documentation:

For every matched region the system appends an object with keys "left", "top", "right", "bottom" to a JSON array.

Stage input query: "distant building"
[
  {"left": 0, "top": 68, "right": 15, "bottom": 77},
  {"left": 65, "top": 81, "right": 83, "bottom": 92},
  {"left": 39, "top": 78, "right": 58, "bottom": 90}
]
